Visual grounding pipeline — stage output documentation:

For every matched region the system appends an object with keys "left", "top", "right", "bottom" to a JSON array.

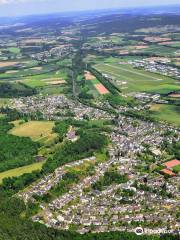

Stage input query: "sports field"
[
  {"left": 84, "top": 71, "right": 109, "bottom": 97},
  {"left": 95, "top": 62, "right": 180, "bottom": 94},
  {"left": 94, "top": 83, "right": 109, "bottom": 94},
  {"left": 9, "top": 120, "right": 57, "bottom": 142},
  {"left": 0, "top": 161, "right": 45, "bottom": 183}
]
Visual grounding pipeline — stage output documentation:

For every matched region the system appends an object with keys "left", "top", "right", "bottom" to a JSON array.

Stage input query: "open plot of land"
[
  {"left": 169, "top": 93, "right": 180, "bottom": 98},
  {"left": 0, "top": 61, "right": 19, "bottom": 67},
  {"left": 158, "top": 41, "right": 180, "bottom": 47},
  {"left": 84, "top": 71, "right": 109, "bottom": 96},
  {"left": 94, "top": 83, "right": 109, "bottom": 95},
  {"left": 45, "top": 80, "right": 66, "bottom": 85},
  {"left": 173, "top": 165, "right": 180, "bottom": 172},
  {"left": 150, "top": 104, "right": 180, "bottom": 126},
  {"left": 0, "top": 161, "right": 45, "bottom": 183},
  {"left": 8, "top": 47, "right": 21, "bottom": 54},
  {"left": 6, "top": 70, "right": 19, "bottom": 74},
  {"left": 22, "top": 70, "right": 68, "bottom": 88},
  {"left": 40, "top": 85, "right": 66, "bottom": 95},
  {"left": 84, "top": 71, "right": 96, "bottom": 80},
  {"left": 95, "top": 62, "right": 180, "bottom": 94},
  {"left": 24, "top": 78, "right": 66, "bottom": 88},
  {"left": 9, "top": 120, "right": 57, "bottom": 142},
  {"left": 0, "top": 98, "right": 10, "bottom": 107}
]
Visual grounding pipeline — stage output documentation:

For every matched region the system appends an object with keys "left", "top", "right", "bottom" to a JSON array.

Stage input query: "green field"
[
  {"left": 173, "top": 165, "right": 180, "bottom": 172},
  {"left": 0, "top": 161, "right": 45, "bottom": 183},
  {"left": 150, "top": 104, "right": 180, "bottom": 126},
  {"left": 136, "top": 45, "right": 177, "bottom": 57},
  {"left": 0, "top": 98, "right": 10, "bottom": 107},
  {"left": 9, "top": 120, "right": 57, "bottom": 142},
  {"left": 23, "top": 70, "right": 68, "bottom": 88},
  {"left": 8, "top": 47, "right": 21, "bottom": 54},
  {"left": 95, "top": 62, "right": 180, "bottom": 94}
]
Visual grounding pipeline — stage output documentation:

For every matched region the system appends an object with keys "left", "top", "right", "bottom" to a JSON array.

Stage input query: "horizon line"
[{"left": 0, "top": 3, "right": 180, "bottom": 19}]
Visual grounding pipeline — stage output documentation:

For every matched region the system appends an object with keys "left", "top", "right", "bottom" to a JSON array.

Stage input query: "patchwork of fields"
[{"left": 84, "top": 71, "right": 109, "bottom": 95}]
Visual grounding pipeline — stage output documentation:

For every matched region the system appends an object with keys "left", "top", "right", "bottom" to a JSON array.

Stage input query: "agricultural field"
[
  {"left": 8, "top": 47, "right": 21, "bottom": 54},
  {"left": 137, "top": 45, "right": 178, "bottom": 57},
  {"left": 23, "top": 74, "right": 67, "bottom": 88},
  {"left": 9, "top": 120, "right": 58, "bottom": 143},
  {"left": 0, "top": 63, "right": 56, "bottom": 80},
  {"left": 94, "top": 61, "right": 180, "bottom": 94},
  {"left": 150, "top": 104, "right": 180, "bottom": 126}
]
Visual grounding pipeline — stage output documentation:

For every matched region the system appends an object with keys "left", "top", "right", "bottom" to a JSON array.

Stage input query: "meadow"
[
  {"left": 94, "top": 61, "right": 180, "bottom": 94},
  {"left": 23, "top": 70, "right": 68, "bottom": 88},
  {"left": 0, "top": 161, "right": 45, "bottom": 183},
  {"left": 9, "top": 120, "right": 58, "bottom": 143},
  {"left": 150, "top": 104, "right": 180, "bottom": 126},
  {"left": 0, "top": 98, "right": 10, "bottom": 107}
]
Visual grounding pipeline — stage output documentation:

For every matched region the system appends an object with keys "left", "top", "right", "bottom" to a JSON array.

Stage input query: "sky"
[{"left": 0, "top": 0, "right": 179, "bottom": 17}]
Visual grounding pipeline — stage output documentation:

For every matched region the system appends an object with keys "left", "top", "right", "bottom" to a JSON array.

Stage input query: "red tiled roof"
[
  {"left": 163, "top": 159, "right": 180, "bottom": 168},
  {"left": 161, "top": 169, "right": 176, "bottom": 176}
]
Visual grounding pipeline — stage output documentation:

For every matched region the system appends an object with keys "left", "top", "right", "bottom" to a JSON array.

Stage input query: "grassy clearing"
[
  {"left": 0, "top": 98, "right": 10, "bottom": 107},
  {"left": 173, "top": 165, "right": 180, "bottom": 172},
  {"left": 40, "top": 85, "right": 65, "bottom": 95},
  {"left": 23, "top": 71, "right": 68, "bottom": 88},
  {"left": 137, "top": 45, "right": 176, "bottom": 56},
  {"left": 8, "top": 47, "right": 21, "bottom": 54},
  {"left": 95, "top": 62, "right": 180, "bottom": 94},
  {"left": 0, "top": 113, "right": 6, "bottom": 119},
  {"left": 150, "top": 104, "right": 180, "bottom": 126},
  {"left": 0, "top": 161, "right": 45, "bottom": 183},
  {"left": 9, "top": 120, "right": 57, "bottom": 142}
]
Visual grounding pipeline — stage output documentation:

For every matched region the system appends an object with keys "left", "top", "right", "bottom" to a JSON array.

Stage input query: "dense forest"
[{"left": 0, "top": 118, "right": 39, "bottom": 172}]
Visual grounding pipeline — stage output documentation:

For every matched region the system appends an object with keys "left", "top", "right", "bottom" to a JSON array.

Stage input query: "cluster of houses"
[
  {"left": 31, "top": 44, "right": 74, "bottom": 61},
  {"left": 110, "top": 115, "right": 180, "bottom": 158},
  {"left": 17, "top": 108, "right": 180, "bottom": 234},
  {"left": 10, "top": 94, "right": 112, "bottom": 121},
  {"left": 18, "top": 156, "right": 96, "bottom": 203},
  {"left": 10, "top": 86, "right": 179, "bottom": 236},
  {"left": 29, "top": 148, "right": 179, "bottom": 234},
  {"left": 129, "top": 59, "right": 180, "bottom": 79},
  {"left": 82, "top": 41, "right": 115, "bottom": 51}
]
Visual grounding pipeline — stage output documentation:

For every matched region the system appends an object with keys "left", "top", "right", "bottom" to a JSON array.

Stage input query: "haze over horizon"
[{"left": 0, "top": 0, "right": 180, "bottom": 17}]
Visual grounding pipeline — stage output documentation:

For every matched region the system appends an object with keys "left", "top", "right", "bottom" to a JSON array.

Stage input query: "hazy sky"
[{"left": 0, "top": 0, "right": 179, "bottom": 17}]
